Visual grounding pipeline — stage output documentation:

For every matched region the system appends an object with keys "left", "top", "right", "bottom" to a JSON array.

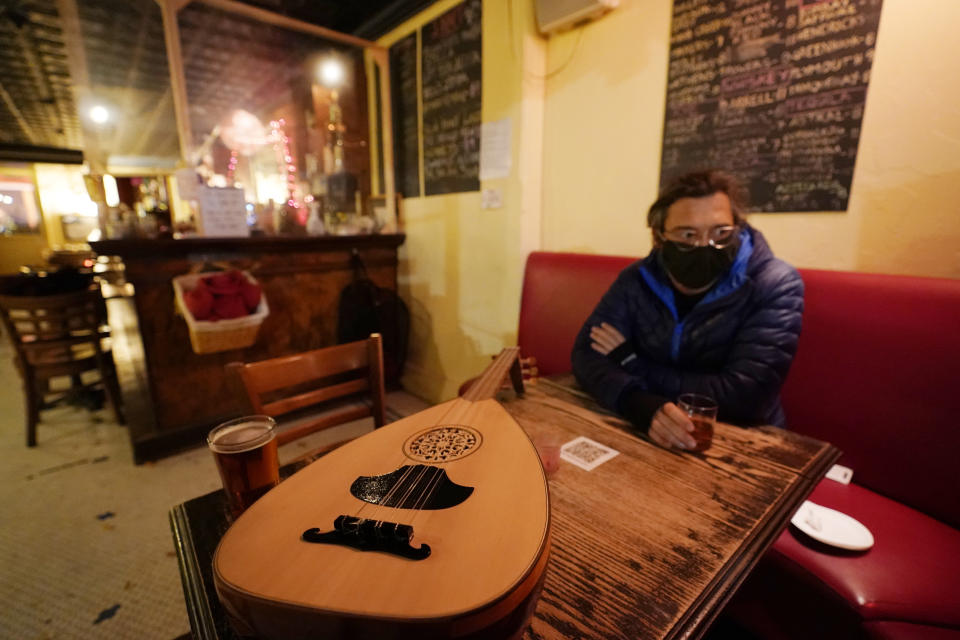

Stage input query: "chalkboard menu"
[
  {"left": 421, "top": 0, "right": 482, "bottom": 196},
  {"left": 660, "top": 0, "right": 884, "bottom": 212},
  {"left": 390, "top": 33, "right": 420, "bottom": 198}
]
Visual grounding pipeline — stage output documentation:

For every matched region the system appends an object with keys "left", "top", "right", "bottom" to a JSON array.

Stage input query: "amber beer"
[
  {"left": 208, "top": 416, "right": 280, "bottom": 517},
  {"left": 690, "top": 417, "right": 714, "bottom": 452},
  {"left": 677, "top": 393, "right": 718, "bottom": 452}
]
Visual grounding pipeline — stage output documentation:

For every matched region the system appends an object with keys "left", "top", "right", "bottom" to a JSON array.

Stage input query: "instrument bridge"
[{"left": 302, "top": 516, "right": 430, "bottom": 560}]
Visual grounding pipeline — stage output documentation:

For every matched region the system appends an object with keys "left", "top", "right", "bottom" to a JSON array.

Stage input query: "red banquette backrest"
[
  {"left": 517, "top": 251, "right": 632, "bottom": 376},
  {"left": 778, "top": 269, "right": 960, "bottom": 529}
]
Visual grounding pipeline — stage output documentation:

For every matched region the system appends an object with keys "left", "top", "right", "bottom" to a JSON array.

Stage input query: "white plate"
[{"left": 790, "top": 501, "right": 875, "bottom": 551}]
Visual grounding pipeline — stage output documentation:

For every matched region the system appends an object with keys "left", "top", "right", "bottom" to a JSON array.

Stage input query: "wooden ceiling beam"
[
  {"left": 132, "top": 88, "right": 175, "bottom": 157},
  {"left": 111, "top": 6, "right": 152, "bottom": 158},
  {"left": 56, "top": 0, "right": 105, "bottom": 168},
  {"left": 0, "top": 83, "right": 39, "bottom": 144},
  {"left": 193, "top": 0, "right": 384, "bottom": 52},
  {"left": 12, "top": 24, "right": 63, "bottom": 146},
  {"left": 156, "top": 0, "right": 194, "bottom": 161}
]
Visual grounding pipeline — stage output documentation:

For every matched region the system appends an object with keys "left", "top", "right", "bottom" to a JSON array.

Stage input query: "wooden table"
[{"left": 170, "top": 376, "right": 838, "bottom": 640}]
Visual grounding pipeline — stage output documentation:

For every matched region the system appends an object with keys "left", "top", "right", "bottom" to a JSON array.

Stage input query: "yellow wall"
[
  {"left": 0, "top": 163, "right": 99, "bottom": 273},
  {"left": 379, "top": 0, "right": 546, "bottom": 402},
  {"left": 542, "top": 0, "right": 960, "bottom": 278},
  {"left": 0, "top": 235, "right": 46, "bottom": 274},
  {"left": 384, "top": 0, "right": 960, "bottom": 401},
  {"left": 0, "top": 164, "right": 46, "bottom": 274},
  {"left": 34, "top": 163, "right": 100, "bottom": 248}
]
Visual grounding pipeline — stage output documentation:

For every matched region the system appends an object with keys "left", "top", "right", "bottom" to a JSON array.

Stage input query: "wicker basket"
[{"left": 172, "top": 271, "right": 269, "bottom": 355}]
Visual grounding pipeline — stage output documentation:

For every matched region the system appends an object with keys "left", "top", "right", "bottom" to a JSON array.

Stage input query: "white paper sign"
[
  {"left": 479, "top": 118, "right": 512, "bottom": 180},
  {"left": 174, "top": 168, "right": 202, "bottom": 202},
  {"left": 560, "top": 436, "right": 620, "bottom": 471},
  {"left": 197, "top": 186, "right": 249, "bottom": 237},
  {"left": 481, "top": 188, "right": 503, "bottom": 209}
]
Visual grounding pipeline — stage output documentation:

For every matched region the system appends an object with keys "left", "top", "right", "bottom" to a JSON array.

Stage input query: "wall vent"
[{"left": 534, "top": 0, "right": 619, "bottom": 35}]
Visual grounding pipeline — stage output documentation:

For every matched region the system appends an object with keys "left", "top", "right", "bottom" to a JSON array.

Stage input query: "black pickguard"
[{"left": 350, "top": 464, "right": 473, "bottom": 509}]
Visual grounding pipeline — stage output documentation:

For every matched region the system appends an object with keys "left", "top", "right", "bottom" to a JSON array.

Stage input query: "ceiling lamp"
[
  {"left": 89, "top": 105, "right": 110, "bottom": 124},
  {"left": 318, "top": 58, "right": 345, "bottom": 88},
  {"left": 219, "top": 109, "right": 266, "bottom": 155}
]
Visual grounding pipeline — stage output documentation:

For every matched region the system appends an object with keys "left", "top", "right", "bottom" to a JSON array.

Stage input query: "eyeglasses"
[{"left": 659, "top": 225, "right": 739, "bottom": 251}]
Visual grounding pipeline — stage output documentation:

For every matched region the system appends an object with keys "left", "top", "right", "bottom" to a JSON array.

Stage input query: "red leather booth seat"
[
  {"left": 517, "top": 252, "right": 960, "bottom": 639},
  {"left": 518, "top": 252, "right": 631, "bottom": 375},
  {"left": 779, "top": 269, "right": 960, "bottom": 530},
  {"left": 730, "top": 269, "right": 960, "bottom": 640},
  {"left": 865, "top": 622, "right": 960, "bottom": 640}
]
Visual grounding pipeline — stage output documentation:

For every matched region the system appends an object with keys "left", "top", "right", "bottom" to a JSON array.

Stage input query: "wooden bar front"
[{"left": 91, "top": 234, "right": 404, "bottom": 463}]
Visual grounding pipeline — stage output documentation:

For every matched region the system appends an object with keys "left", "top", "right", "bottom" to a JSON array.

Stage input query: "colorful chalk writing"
[{"left": 660, "top": 0, "right": 884, "bottom": 211}]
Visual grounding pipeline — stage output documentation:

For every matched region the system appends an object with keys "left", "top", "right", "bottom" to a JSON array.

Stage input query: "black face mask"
[{"left": 660, "top": 241, "right": 738, "bottom": 291}]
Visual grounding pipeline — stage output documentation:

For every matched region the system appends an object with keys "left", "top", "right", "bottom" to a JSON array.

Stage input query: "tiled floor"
[{"left": 0, "top": 337, "right": 427, "bottom": 639}]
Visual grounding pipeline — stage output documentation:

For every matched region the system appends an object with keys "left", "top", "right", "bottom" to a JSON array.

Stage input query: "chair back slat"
[
  {"left": 261, "top": 378, "right": 370, "bottom": 418},
  {"left": 275, "top": 405, "right": 373, "bottom": 446},
  {"left": 231, "top": 334, "right": 387, "bottom": 450},
  {"left": 239, "top": 341, "right": 370, "bottom": 395},
  {"left": 0, "top": 289, "right": 106, "bottom": 345}
]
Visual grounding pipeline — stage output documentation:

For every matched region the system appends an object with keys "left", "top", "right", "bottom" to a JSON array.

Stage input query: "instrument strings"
[
  {"left": 352, "top": 349, "right": 520, "bottom": 528},
  {"left": 352, "top": 396, "right": 467, "bottom": 520},
  {"left": 357, "top": 386, "right": 485, "bottom": 521},
  {"left": 406, "top": 350, "right": 518, "bottom": 524}
]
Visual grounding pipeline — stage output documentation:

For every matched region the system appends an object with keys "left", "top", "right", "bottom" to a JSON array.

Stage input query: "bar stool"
[{"left": 0, "top": 286, "right": 125, "bottom": 446}]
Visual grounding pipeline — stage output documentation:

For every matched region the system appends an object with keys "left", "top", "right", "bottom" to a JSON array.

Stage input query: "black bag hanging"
[{"left": 337, "top": 252, "right": 409, "bottom": 384}]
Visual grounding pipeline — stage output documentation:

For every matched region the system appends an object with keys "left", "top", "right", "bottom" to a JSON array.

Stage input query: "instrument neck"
[{"left": 462, "top": 347, "right": 521, "bottom": 402}]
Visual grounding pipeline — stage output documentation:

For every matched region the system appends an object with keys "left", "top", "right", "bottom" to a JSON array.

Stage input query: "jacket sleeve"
[
  {"left": 633, "top": 264, "right": 804, "bottom": 425},
  {"left": 570, "top": 268, "right": 647, "bottom": 413}
]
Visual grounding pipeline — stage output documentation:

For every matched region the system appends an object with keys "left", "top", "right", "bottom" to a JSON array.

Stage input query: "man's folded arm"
[{"left": 570, "top": 270, "right": 645, "bottom": 412}]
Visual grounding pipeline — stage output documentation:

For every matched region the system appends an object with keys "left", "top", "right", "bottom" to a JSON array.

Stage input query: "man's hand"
[
  {"left": 590, "top": 322, "right": 626, "bottom": 355},
  {"left": 649, "top": 402, "right": 697, "bottom": 450}
]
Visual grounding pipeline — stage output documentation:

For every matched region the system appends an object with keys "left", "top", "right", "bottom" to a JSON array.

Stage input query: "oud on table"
[{"left": 213, "top": 348, "right": 551, "bottom": 639}]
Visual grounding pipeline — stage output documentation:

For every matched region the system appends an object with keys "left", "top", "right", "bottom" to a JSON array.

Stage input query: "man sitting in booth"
[{"left": 571, "top": 170, "right": 804, "bottom": 450}]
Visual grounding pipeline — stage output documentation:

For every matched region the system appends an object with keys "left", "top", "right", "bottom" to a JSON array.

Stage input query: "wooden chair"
[
  {"left": 228, "top": 334, "right": 386, "bottom": 461},
  {"left": 0, "top": 286, "right": 125, "bottom": 446}
]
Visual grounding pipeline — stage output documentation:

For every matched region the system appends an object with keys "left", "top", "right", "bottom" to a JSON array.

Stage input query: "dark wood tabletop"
[{"left": 169, "top": 375, "right": 839, "bottom": 640}]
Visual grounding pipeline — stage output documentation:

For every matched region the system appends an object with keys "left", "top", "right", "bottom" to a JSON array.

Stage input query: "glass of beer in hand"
[
  {"left": 677, "top": 394, "right": 718, "bottom": 452},
  {"left": 208, "top": 416, "right": 280, "bottom": 518}
]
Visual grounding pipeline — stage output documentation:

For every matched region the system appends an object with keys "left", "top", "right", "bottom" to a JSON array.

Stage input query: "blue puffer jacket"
[{"left": 571, "top": 225, "right": 804, "bottom": 427}]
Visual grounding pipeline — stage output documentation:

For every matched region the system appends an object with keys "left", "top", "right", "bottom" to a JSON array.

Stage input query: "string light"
[
  {"left": 227, "top": 149, "right": 239, "bottom": 182},
  {"left": 269, "top": 118, "right": 300, "bottom": 211}
]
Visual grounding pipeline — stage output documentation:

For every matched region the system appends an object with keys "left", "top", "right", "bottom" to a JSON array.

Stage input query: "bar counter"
[{"left": 91, "top": 234, "right": 404, "bottom": 463}]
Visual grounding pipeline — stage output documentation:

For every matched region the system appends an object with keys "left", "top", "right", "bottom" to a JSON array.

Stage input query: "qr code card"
[{"left": 560, "top": 436, "right": 620, "bottom": 471}]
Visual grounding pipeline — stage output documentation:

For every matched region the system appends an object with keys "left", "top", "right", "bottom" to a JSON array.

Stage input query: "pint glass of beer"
[{"left": 207, "top": 416, "right": 280, "bottom": 518}]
